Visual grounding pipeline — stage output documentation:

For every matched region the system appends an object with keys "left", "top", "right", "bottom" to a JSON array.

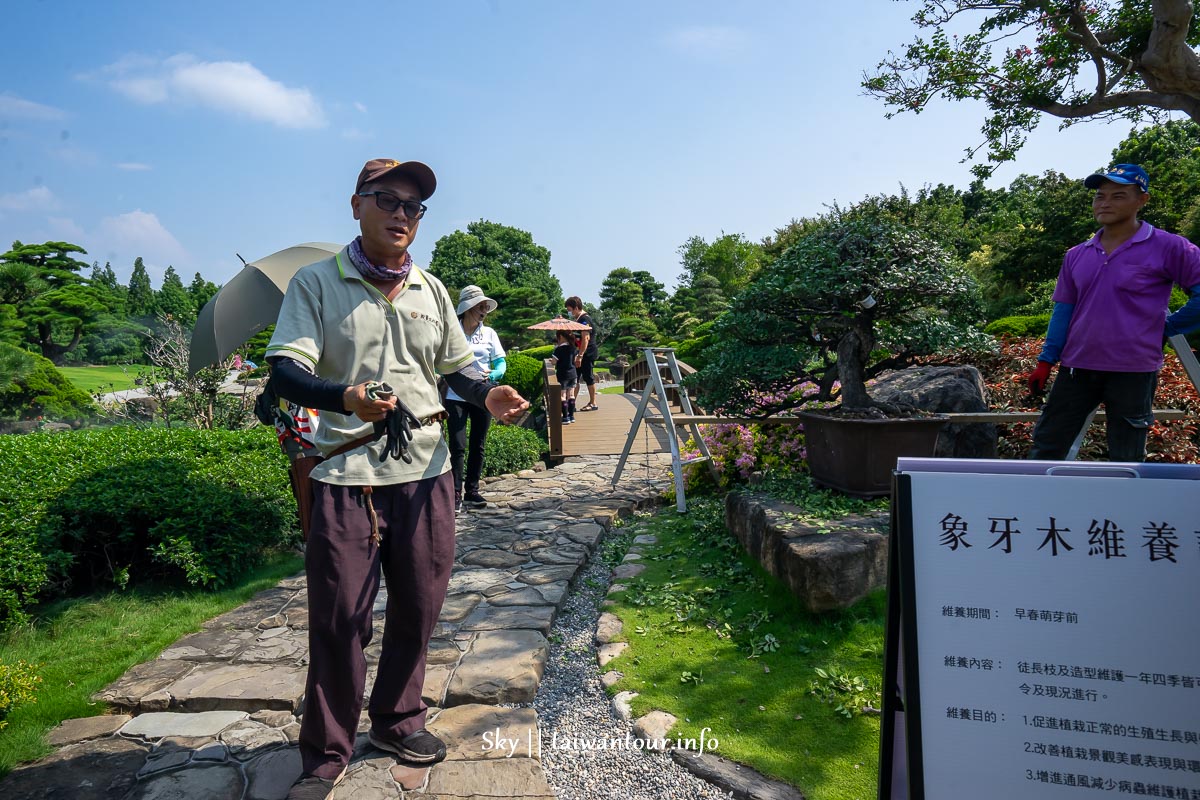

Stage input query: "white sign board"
[{"left": 887, "top": 462, "right": 1200, "bottom": 800}]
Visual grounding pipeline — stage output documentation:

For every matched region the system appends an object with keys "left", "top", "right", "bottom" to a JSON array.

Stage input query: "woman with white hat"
[{"left": 446, "top": 285, "right": 506, "bottom": 511}]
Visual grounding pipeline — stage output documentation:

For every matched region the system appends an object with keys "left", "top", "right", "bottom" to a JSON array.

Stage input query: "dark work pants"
[
  {"left": 446, "top": 399, "right": 491, "bottom": 496},
  {"left": 1028, "top": 367, "right": 1157, "bottom": 462},
  {"left": 299, "top": 473, "right": 456, "bottom": 779}
]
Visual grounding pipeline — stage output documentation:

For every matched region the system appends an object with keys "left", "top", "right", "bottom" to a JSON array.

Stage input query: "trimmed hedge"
[
  {"left": 984, "top": 314, "right": 1051, "bottom": 338},
  {"left": 0, "top": 352, "right": 96, "bottom": 422},
  {"left": 515, "top": 344, "right": 555, "bottom": 361},
  {"left": 0, "top": 426, "right": 295, "bottom": 629},
  {"left": 501, "top": 352, "right": 546, "bottom": 408},
  {"left": 482, "top": 423, "right": 546, "bottom": 477}
]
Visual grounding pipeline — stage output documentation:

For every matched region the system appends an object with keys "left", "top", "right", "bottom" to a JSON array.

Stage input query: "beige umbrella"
[
  {"left": 188, "top": 242, "right": 341, "bottom": 375},
  {"left": 527, "top": 317, "right": 590, "bottom": 331}
]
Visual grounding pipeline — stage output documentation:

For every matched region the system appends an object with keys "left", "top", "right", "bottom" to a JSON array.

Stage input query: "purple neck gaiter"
[{"left": 348, "top": 236, "right": 412, "bottom": 282}]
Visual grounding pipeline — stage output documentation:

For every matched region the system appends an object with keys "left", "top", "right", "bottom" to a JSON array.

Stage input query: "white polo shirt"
[{"left": 266, "top": 248, "right": 475, "bottom": 486}]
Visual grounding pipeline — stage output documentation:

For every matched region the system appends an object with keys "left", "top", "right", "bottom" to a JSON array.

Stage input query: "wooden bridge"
[{"left": 542, "top": 355, "right": 698, "bottom": 458}]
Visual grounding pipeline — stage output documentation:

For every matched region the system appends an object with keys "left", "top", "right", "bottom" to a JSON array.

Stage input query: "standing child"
[{"left": 553, "top": 330, "right": 578, "bottom": 423}]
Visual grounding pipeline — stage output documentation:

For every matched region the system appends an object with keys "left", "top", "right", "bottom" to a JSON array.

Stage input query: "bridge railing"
[{"left": 623, "top": 352, "right": 698, "bottom": 408}]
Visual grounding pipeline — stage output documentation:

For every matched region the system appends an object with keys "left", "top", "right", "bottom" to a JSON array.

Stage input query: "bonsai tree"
[{"left": 691, "top": 214, "right": 993, "bottom": 417}]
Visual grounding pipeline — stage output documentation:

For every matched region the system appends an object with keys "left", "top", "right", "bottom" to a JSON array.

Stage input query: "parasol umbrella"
[
  {"left": 527, "top": 317, "right": 590, "bottom": 331},
  {"left": 188, "top": 242, "right": 341, "bottom": 375}
]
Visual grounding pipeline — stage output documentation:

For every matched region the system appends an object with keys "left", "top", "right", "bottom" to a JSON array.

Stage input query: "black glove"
[{"left": 374, "top": 398, "right": 422, "bottom": 464}]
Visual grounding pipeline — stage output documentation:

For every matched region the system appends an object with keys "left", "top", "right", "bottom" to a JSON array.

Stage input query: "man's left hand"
[{"left": 486, "top": 385, "right": 530, "bottom": 424}]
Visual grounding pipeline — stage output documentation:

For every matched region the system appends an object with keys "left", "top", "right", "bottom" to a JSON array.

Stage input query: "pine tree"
[{"left": 127, "top": 257, "right": 157, "bottom": 318}]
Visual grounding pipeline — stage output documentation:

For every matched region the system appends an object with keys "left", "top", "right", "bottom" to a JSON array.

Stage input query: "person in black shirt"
[
  {"left": 565, "top": 295, "right": 598, "bottom": 411},
  {"left": 552, "top": 330, "right": 578, "bottom": 423}
]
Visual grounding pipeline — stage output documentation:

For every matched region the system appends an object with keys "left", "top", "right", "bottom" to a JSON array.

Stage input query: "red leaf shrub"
[{"left": 923, "top": 337, "right": 1200, "bottom": 462}]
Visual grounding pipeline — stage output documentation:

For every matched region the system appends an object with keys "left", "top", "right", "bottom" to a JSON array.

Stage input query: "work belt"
[
  {"left": 324, "top": 411, "right": 447, "bottom": 460},
  {"left": 321, "top": 410, "right": 449, "bottom": 548}
]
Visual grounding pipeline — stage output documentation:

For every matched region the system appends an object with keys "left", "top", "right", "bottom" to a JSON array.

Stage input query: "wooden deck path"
[{"left": 557, "top": 391, "right": 674, "bottom": 457}]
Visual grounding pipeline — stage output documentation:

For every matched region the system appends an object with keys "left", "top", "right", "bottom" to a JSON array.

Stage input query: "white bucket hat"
[{"left": 456, "top": 285, "right": 498, "bottom": 316}]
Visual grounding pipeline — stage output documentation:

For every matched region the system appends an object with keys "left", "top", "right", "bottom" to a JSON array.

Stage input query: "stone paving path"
[{"left": 2, "top": 453, "right": 673, "bottom": 800}]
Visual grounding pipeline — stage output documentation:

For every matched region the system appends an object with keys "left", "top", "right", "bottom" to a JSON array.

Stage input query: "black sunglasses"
[{"left": 357, "top": 192, "right": 427, "bottom": 219}]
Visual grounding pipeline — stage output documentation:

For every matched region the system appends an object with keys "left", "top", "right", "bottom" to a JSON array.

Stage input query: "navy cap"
[{"left": 1084, "top": 163, "right": 1149, "bottom": 193}]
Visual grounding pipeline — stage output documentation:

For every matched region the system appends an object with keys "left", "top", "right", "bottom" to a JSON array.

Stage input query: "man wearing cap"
[
  {"left": 1026, "top": 163, "right": 1200, "bottom": 462},
  {"left": 265, "top": 158, "right": 529, "bottom": 800}
]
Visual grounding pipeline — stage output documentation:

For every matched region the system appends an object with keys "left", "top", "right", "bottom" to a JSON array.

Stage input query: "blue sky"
[{"left": 0, "top": 0, "right": 1150, "bottom": 304}]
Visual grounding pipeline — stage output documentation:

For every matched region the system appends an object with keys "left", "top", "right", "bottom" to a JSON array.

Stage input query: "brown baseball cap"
[{"left": 355, "top": 158, "right": 437, "bottom": 200}]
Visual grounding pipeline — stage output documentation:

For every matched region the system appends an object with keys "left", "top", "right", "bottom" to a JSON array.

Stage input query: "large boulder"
[{"left": 870, "top": 365, "right": 996, "bottom": 458}]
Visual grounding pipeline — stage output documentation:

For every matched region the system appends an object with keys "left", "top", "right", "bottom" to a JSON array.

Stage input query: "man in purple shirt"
[{"left": 1026, "top": 163, "right": 1200, "bottom": 461}]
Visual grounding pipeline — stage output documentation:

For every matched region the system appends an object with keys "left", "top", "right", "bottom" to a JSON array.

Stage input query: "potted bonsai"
[{"left": 691, "top": 213, "right": 992, "bottom": 495}]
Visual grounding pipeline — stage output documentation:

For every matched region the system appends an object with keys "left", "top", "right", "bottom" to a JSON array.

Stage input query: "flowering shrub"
[
  {"left": 923, "top": 336, "right": 1200, "bottom": 462},
  {"left": 0, "top": 660, "right": 41, "bottom": 730},
  {"left": 682, "top": 424, "right": 761, "bottom": 490}
]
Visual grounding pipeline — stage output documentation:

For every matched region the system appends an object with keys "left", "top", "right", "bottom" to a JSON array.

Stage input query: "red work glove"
[{"left": 1027, "top": 361, "right": 1053, "bottom": 394}]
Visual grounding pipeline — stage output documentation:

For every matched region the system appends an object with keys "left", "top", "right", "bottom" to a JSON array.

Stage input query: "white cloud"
[
  {"left": 0, "top": 92, "right": 67, "bottom": 120},
  {"left": 98, "top": 53, "right": 326, "bottom": 129},
  {"left": 93, "top": 210, "right": 188, "bottom": 275},
  {"left": 47, "top": 217, "right": 86, "bottom": 240},
  {"left": 0, "top": 186, "right": 58, "bottom": 212},
  {"left": 341, "top": 127, "right": 372, "bottom": 141},
  {"left": 663, "top": 26, "right": 749, "bottom": 56},
  {"left": 354, "top": 101, "right": 367, "bottom": 113},
  {"left": 116, "top": 162, "right": 152, "bottom": 171}
]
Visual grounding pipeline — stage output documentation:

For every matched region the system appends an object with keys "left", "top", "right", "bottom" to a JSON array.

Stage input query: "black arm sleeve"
[
  {"left": 267, "top": 356, "right": 349, "bottom": 414},
  {"left": 444, "top": 363, "right": 495, "bottom": 410}
]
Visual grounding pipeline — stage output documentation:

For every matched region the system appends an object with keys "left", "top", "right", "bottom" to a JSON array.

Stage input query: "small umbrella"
[
  {"left": 527, "top": 317, "right": 590, "bottom": 331},
  {"left": 188, "top": 242, "right": 341, "bottom": 375}
]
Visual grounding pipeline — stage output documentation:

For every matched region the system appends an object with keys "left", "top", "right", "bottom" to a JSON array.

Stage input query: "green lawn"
[
  {"left": 600, "top": 385, "right": 625, "bottom": 395},
  {"left": 602, "top": 496, "right": 885, "bottom": 800},
  {"left": 0, "top": 552, "right": 303, "bottom": 776},
  {"left": 58, "top": 365, "right": 159, "bottom": 394}
]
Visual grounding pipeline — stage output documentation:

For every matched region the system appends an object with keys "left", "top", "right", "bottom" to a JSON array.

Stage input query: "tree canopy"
[
  {"left": 865, "top": 0, "right": 1200, "bottom": 176},
  {"left": 428, "top": 220, "right": 563, "bottom": 346}
]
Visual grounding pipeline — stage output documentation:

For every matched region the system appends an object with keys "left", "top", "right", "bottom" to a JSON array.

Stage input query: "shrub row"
[
  {"left": 481, "top": 422, "right": 546, "bottom": 477},
  {"left": 0, "top": 426, "right": 296, "bottom": 629},
  {"left": 983, "top": 314, "right": 1050, "bottom": 338},
  {"left": 498, "top": 352, "right": 547, "bottom": 408}
]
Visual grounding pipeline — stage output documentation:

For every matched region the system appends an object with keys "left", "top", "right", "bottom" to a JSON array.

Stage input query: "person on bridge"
[
  {"left": 565, "top": 295, "right": 599, "bottom": 411},
  {"left": 553, "top": 328, "right": 578, "bottom": 424},
  {"left": 1025, "top": 163, "right": 1200, "bottom": 462},
  {"left": 446, "top": 284, "right": 506, "bottom": 512},
  {"left": 265, "top": 158, "right": 528, "bottom": 800}
]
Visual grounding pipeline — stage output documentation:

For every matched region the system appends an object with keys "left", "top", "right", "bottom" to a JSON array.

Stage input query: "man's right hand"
[
  {"left": 343, "top": 382, "right": 397, "bottom": 422},
  {"left": 1027, "top": 361, "right": 1054, "bottom": 394}
]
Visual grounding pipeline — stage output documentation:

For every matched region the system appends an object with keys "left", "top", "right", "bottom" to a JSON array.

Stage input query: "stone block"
[
  {"left": 93, "top": 659, "right": 195, "bottom": 712},
  {"left": 444, "top": 630, "right": 548, "bottom": 705},
  {"left": 164, "top": 663, "right": 308, "bottom": 712},
  {"left": 126, "top": 764, "right": 244, "bottom": 799},
  {"left": 424, "top": 758, "right": 554, "bottom": 798},
  {"left": 726, "top": 492, "right": 888, "bottom": 613},
  {"left": 461, "top": 605, "right": 555, "bottom": 635},
  {"left": 245, "top": 747, "right": 302, "bottom": 800},
  {"left": 595, "top": 612, "right": 623, "bottom": 644},
  {"left": 2, "top": 737, "right": 148, "bottom": 800},
  {"left": 596, "top": 642, "right": 627, "bottom": 667},
  {"left": 632, "top": 711, "right": 676, "bottom": 748},
  {"left": 46, "top": 714, "right": 131, "bottom": 746},
  {"left": 120, "top": 710, "right": 248, "bottom": 740},
  {"left": 427, "top": 704, "right": 539, "bottom": 760}
]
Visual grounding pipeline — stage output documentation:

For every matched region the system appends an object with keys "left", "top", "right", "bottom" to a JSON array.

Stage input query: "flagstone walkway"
[{"left": 1, "top": 453, "right": 674, "bottom": 800}]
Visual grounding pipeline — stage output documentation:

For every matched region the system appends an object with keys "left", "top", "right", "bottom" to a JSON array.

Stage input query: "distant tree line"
[{"left": 4, "top": 120, "right": 1198, "bottom": 377}]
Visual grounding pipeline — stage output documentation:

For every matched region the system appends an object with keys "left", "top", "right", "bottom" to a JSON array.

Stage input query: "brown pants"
[{"left": 299, "top": 472, "right": 456, "bottom": 779}]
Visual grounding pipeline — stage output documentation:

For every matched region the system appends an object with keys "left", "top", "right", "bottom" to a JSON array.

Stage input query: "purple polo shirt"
[{"left": 1054, "top": 223, "right": 1200, "bottom": 372}]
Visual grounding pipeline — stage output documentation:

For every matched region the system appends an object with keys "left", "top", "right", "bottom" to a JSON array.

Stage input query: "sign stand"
[{"left": 881, "top": 458, "right": 1200, "bottom": 800}]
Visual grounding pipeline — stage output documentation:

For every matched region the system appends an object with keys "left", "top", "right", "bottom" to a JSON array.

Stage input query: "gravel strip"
[{"left": 532, "top": 534, "right": 732, "bottom": 800}]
